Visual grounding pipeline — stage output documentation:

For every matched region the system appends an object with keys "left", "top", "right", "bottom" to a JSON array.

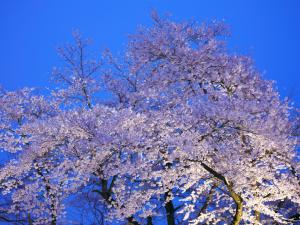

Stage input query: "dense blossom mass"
[{"left": 0, "top": 13, "right": 299, "bottom": 225}]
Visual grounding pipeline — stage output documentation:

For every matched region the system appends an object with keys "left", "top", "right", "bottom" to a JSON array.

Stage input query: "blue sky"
[{"left": 1, "top": 0, "right": 300, "bottom": 104}]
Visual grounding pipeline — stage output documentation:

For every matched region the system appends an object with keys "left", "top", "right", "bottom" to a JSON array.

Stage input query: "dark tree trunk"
[
  {"left": 127, "top": 216, "right": 140, "bottom": 225},
  {"left": 28, "top": 213, "right": 33, "bottom": 225},
  {"left": 164, "top": 192, "right": 175, "bottom": 225},
  {"left": 101, "top": 179, "right": 110, "bottom": 202},
  {"left": 51, "top": 216, "right": 56, "bottom": 225},
  {"left": 147, "top": 216, "right": 153, "bottom": 225}
]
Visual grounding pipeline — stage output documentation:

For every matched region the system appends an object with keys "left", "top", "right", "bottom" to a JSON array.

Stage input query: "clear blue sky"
[{"left": 1, "top": 0, "right": 300, "bottom": 104}]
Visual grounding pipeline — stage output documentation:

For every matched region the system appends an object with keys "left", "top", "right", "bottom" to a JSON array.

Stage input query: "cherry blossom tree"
[{"left": 0, "top": 13, "right": 299, "bottom": 225}]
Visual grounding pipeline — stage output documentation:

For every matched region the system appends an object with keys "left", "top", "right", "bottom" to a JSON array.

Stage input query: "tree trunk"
[
  {"left": 51, "top": 216, "right": 57, "bottom": 225},
  {"left": 127, "top": 216, "right": 139, "bottom": 225},
  {"left": 228, "top": 185, "right": 243, "bottom": 225},
  {"left": 101, "top": 179, "right": 110, "bottom": 202},
  {"left": 35, "top": 167, "right": 57, "bottom": 225},
  {"left": 147, "top": 216, "right": 153, "bottom": 225},
  {"left": 164, "top": 192, "right": 175, "bottom": 225},
  {"left": 255, "top": 210, "right": 260, "bottom": 224},
  {"left": 28, "top": 213, "right": 33, "bottom": 225}
]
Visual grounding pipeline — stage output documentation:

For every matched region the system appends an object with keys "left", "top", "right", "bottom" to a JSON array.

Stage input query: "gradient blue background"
[{"left": 0, "top": 0, "right": 300, "bottom": 106}]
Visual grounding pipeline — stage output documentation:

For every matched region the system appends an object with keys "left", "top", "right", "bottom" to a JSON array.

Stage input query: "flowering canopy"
[{"left": 0, "top": 13, "right": 299, "bottom": 225}]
